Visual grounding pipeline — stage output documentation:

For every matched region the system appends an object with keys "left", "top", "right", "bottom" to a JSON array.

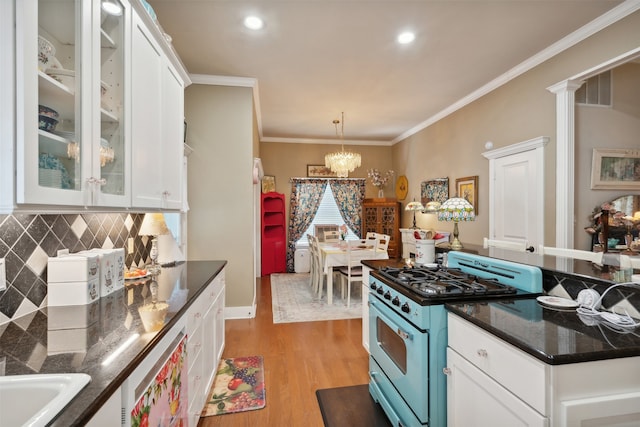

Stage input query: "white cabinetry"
[
  {"left": 187, "top": 268, "right": 226, "bottom": 426},
  {"left": 130, "top": 10, "right": 184, "bottom": 210},
  {"left": 13, "top": 0, "right": 130, "bottom": 209},
  {"left": 446, "top": 313, "right": 640, "bottom": 427},
  {"left": 86, "top": 387, "right": 122, "bottom": 427},
  {"left": 2, "top": 0, "right": 187, "bottom": 212},
  {"left": 361, "top": 265, "right": 371, "bottom": 353}
]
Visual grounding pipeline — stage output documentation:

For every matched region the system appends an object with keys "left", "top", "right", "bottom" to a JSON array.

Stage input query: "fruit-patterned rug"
[{"left": 201, "top": 356, "right": 266, "bottom": 417}]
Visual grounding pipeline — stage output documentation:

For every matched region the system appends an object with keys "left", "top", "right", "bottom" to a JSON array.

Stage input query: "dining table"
[{"left": 318, "top": 241, "right": 389, "bottom": 304}]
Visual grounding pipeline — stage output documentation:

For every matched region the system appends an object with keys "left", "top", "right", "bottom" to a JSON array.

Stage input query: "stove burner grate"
[{"left": 378, "top": 266, "right": 516, "bottom": 298}]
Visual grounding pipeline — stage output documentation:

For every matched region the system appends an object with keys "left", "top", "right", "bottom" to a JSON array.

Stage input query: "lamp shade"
[
  {"left": 139, "top": 213, "right": 170, "bottom": 236},
  {"left": 423, "top": 201, "right": 441, "bottom": 214},
  {"left": 405, "top": 201, "right": 425, "bottom": 212},
  {"left": 437, "top": 197, "right": 475, "bottom": 222}
]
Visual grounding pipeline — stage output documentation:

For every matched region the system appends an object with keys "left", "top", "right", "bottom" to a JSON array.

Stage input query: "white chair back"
[
  {"left": 376, "top": 233, "right": 391, "bottom": 252},
  {"left": 323, "top": 230, "right": 341, "bottom": 242},
  {"left": 315, "top": 224, "right": 339, "bottom": 242}
]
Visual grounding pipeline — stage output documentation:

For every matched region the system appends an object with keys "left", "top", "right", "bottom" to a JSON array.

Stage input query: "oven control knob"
[
  {"left": 370, "top": 283, "right": 377, "bottom": 291},
  {"left": 383, "top": 291, "right": 391, "bottom": 300},
  {"left": 377, "top": 287, "right": 384, "bottom": 295},
  {"left": 401, "top": 303, "right": 411, "bottom": 313},
  {"left": 392, "top": 296, "right": 400, "bottom": 306}
]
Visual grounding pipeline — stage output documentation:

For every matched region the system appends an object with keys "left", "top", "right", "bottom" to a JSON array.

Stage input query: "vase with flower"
[
  {"left": 368, "top": 169, "right": 395, "bottom": 198},
  {"left": 339, "top": 224, "right": 348, "bottom": 249}
]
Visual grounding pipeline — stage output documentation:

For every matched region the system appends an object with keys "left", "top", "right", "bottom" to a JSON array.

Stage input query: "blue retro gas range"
[{"left": 368, "top": 251, "right": 543, "bottom": 427}]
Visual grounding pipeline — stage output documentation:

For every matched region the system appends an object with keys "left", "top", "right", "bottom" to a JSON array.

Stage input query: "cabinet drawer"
[
  {"left": 187, "top": 295, "right": 205, "bottom": 333},
  {"left": 448, "top": 313, "right": 547, "bottom": 414}
]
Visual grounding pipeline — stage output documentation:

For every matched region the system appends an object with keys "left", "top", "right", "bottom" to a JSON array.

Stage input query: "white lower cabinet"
[
  {"left": 361, "top": 265, "right": 371, "bottom": 353},
  {"left": 86, "top": 387, "right": 121, "bottom": 427},
  {"left": 187, "top": 268, "right": 226, "bottom": 426},
  {"left": 446, "top": 313, "right": 640, "bottom": 427}
]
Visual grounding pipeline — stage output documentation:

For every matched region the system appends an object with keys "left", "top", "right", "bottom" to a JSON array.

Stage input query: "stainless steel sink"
[{"left": 0, "top": 373, "right": 91, "bottom": 426}]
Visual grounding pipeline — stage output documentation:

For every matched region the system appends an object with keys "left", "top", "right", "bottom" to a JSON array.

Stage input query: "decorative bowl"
[
  {"left": 38, "top": 36, "right": 56, "bottom": 71},
  {"left": 38, "top": 114, "right": 59, "bottom": 132},
  {"left": 38, "top": 104, "right": 59, "bottom": 119},
  {"left": 45, "top": 68, "right": 75, "bottom": 89}
]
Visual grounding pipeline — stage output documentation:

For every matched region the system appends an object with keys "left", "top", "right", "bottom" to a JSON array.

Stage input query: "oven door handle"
[{"left": 371, "top": 300, "right": 413, "bottom": 341}]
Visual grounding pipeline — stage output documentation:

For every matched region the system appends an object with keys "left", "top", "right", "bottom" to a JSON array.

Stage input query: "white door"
[{"left": 484, "top": 137, "right": 548, "bottom": 252}]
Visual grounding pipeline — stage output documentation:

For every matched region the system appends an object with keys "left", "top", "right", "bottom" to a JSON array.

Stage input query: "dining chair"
[
  {"left": 337, "top": 238, "right": 379, "bottom": 307},
  {"left": 315, "top": 224, "right": 339, "bottom": 242},
  {"left": 308, "top": 234, "right": 324, "bottom": 296},
  {"left": 375, "top": 233, "right": 391, "bottom": 253},
  {"left": 323, "top": 230, "right": 341, "bottom": 242}
]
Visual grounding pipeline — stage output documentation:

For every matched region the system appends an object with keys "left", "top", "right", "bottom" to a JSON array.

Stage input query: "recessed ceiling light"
[
  {"left": 397, "top": 31, "right": 415, "bottom": 45},
  {"left": 244, "top": 16, "right": 264, "bottom": 30}
]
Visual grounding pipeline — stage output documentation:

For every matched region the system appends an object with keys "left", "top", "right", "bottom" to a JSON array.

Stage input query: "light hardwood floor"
[{"left": 198, "top": 275, "right": 370, "bottom": 427}]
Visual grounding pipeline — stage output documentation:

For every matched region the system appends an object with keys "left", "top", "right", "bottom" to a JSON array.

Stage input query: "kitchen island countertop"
[
  {"left": 445, "top": 299, "right": 640, "bottom": 365},
  {"left": 0, "top": 260, "right": 226, "bottom": 426}
]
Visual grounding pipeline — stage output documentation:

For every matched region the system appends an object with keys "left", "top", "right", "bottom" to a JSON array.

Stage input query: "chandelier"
[{"left": 324, "top": 112, "right": 361, "bottom": 178}]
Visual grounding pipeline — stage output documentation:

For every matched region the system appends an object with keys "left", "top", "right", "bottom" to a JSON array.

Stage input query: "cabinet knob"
[
  {"left": 477, "top": 349, "right": 488, "bottom": 357},
  {"left": 443, "top": 367, "right": 451, "bottom": 375}
]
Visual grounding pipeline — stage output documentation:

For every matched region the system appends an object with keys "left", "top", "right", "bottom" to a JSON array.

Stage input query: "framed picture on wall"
[
  {"left": 420, "top": 177, "right": 449, "bottom": 207},
  {"left": 590, "top": 148, "right": 640, "bottom": 190},
  {"left": 307, "top": 164, "right": 337, "bottom": 177},
  {"left": 262, "top": 175, "right": 276, "bottom": 193},
  {"left": 456, "top": 175, "right": 479, "bottom": 214}
]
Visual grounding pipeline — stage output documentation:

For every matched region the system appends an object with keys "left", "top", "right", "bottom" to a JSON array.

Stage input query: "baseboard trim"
[{"left": 224, "top": 304, "right": 256, "bottom": 319}]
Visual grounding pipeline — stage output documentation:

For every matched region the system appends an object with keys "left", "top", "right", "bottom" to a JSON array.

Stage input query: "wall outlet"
[
  {"left": 128, "top": 237, "right": 134, "bottom": 254},
  {"left": 0, "top": 258, "right": 6, "bottom": 291}
]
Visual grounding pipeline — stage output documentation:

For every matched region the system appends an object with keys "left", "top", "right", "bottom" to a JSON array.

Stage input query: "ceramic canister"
[{"left": 415, "top": 239, "right": 435, "bottom": 265}]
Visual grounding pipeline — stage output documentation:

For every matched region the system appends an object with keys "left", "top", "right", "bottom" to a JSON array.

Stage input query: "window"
[{"left": 295, "top": 186, "right": 357, "bottom": 246}]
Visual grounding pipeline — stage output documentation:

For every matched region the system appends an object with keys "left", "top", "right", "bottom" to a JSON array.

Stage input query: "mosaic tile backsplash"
[{"left": 0, "top": 213, "right": 153, "bottom": 325}]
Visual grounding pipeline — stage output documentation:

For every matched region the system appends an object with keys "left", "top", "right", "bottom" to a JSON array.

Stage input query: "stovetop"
[{"left": 377, "top": 266, "right": 517, "bottom": 299}]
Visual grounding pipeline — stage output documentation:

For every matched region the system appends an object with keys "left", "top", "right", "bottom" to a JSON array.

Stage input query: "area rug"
[
  {"left": 316, "top": 384, "right": 391, "bottom": 427},
  {"left": 271, "top": 273, "right": 362, "bottom": 324},
  {"left": 201, "top": 356, "right": 266, "bottom": 416}
]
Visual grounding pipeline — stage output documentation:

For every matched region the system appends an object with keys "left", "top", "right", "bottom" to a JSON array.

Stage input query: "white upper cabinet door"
[
  {"left": 130, "top": 11, "right": 184, "bottom": 210},
  {"left": 14, "top": 0, "right": 131, "bottom": 209},
  {"left": 130, "top": 12, "right": 163, "bottom": 208}
]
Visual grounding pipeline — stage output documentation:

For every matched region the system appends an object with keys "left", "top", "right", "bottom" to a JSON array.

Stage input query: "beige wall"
[
  {"left": 185, "top": 84, "right": 256, "bottom": 309},
  {"left": 389, "top": 10, "right": 640, "bottom": 248},
  {"left": 575, "top": 62, "right": 640, "bottom": 249},
  {"left": 259, "top": 11, "right": 640, "bottom": 250},
  {"left": 260, "top": 142, "right": 395, "bottom": 228}
]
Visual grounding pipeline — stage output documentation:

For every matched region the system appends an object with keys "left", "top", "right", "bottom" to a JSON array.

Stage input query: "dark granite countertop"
[
  {"left": 0, "top": 260, "right": 226, "bottom": 426},
  {"left": 446, "top": 299, "right": 640, "bottom": 365}
]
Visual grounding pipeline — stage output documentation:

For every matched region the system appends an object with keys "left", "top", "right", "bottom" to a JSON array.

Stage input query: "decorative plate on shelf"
[{"left": 395, "top": 175, "right": 408, "bottom": 201}]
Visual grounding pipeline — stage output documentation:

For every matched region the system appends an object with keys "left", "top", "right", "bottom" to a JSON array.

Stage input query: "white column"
[{"left": 547, "top": 80, "right": 582, "bottom": 249}]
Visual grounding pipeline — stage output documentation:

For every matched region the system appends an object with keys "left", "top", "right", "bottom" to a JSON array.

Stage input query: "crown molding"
[
  {"left": 260, "top": 136, "right": 392, "bottom": 146},
  {"left": 392, "top": 0, "right": 640, "bottom": 145}
]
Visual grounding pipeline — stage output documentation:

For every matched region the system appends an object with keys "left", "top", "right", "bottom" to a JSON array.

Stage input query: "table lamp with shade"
[
  {"left": 138, "top": 213, "right": 170, "bottom": 272},
  {"left": 437, "top": 197, "right": 475, "bottom": 250},
  {"left": 405, "top": 200, "right": 425, "bottom": 229}
]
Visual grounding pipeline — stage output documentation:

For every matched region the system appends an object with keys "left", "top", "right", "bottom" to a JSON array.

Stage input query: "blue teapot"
[{"left": 607, "top": 238, "right": 619, "bottom": 249}]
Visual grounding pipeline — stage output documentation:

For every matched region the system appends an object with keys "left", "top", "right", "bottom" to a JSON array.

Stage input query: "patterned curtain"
[
  {"left": 286, "top": 178, "right": 328, "bottom": 272},
  {"left": 329, "top": 179, "right": 366, "bottom": 237}
]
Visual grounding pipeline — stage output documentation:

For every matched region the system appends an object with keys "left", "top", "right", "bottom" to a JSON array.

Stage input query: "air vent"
[{"left": 576, "top": 70, "right": 611, "bottom": 106}]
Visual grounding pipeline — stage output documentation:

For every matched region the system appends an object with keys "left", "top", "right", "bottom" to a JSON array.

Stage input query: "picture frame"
[
  {"left": 307, "top": 164, "right": 337, "bottom": 178},
  {"left": 456, "top": 176, "right": 478, "bottom": 214},
  {"left": 420, "top": 177, "right": 449, "bottom": 208},
  {"left": 261, "top": 175, "right": 276, "bottom": 193},
  {"left": 590, "top": 148, "right": 640, "bottom": 190}
]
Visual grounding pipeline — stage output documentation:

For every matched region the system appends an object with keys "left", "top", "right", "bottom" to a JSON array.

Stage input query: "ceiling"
[{"left": 148, "top": 0, "right": 625, "bottom": 144}]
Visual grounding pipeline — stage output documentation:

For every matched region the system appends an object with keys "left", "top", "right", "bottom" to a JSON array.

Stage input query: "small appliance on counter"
[{"left": 47, "top": 253, "right": 100, "bottom": 306}]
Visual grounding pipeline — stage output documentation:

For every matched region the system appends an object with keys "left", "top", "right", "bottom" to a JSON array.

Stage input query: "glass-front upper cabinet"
[
  {"left": 97, "top": 0, "right": 128, "bottom": 204},
  {"left": 16, "top": 0, "right": 129, "bottom": 207}
]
